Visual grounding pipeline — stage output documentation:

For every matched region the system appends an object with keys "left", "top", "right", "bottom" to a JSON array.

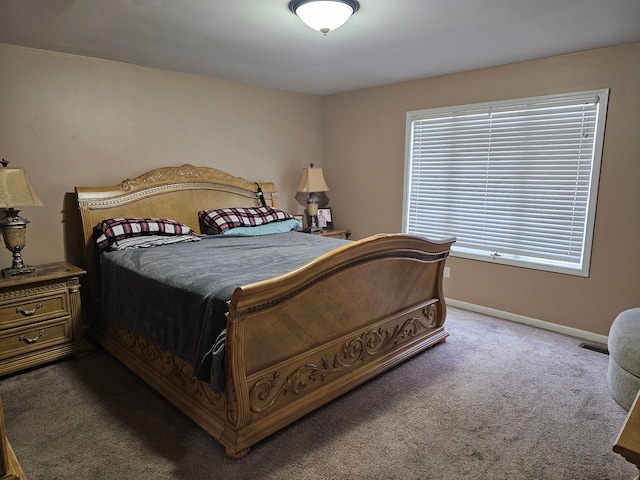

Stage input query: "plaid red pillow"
[
  {"left": 198, "top": 206, "right": 293, "bottom": 234},
  {"left": 95, "top": 217, "right": 196, "bottom": 250}
]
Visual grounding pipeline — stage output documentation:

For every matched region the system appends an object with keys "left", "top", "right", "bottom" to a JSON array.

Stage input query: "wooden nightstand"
[
  {"left": 316, "top": 229, "right": 351, "bottom": 239},
  {"left": 0, "top": 262, "right": 91, "bottom": 376}
]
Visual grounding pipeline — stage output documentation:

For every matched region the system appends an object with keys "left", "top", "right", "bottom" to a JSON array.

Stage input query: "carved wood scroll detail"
[
  {"left": 120, "top": 164, "right": 244, "bottom": 190},
  {"left": 104, "top": 320, "right": 225, "bottom": 411},
  {"left": 119, "top": 164, "right": 277, "bottom": 204},
  {"left": 249, "top": 303, "right": 439, "bottom": 413},
  {"left": 76, "top": 164, "right": 277, "bottom": 211},
  {"left": 77, "top": 182, "right": 275, "bottom": 210},
  {"left": 0, "top": 281, "right": 71, "bottom": 300}
]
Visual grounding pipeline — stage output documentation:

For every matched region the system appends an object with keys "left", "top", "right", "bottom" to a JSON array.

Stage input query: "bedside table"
[
  {"left": 316, "top": 228, "right": 351, "bottom": 240},
  {"left": 0, "top": 262, "right": 91, "bottom": 376}
]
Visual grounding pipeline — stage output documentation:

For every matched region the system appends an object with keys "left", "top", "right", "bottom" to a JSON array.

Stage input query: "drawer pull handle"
[
  {"left": 16, "top": 303, "right": 43, "bottom": 316},
  {"left": 19, "top": 331, "right": 45, "bottom": 344}
]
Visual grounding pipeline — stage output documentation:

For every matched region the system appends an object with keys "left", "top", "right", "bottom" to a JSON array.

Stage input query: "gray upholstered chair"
[{"left": 608, "top": 308, "right": 640, "bottom": 410}]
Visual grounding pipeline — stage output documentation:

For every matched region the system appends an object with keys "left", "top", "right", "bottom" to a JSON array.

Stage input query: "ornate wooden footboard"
[
  {"left": 76, "top": 164, "right": 454, "bottom": 458},
  {"left": 223, "top": 233, "right": 452, "bottom": 457}
]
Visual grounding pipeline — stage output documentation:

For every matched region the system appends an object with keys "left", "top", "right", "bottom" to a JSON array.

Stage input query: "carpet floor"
[{"left": 0, "top": 307, "right": 635, "bottom": 479}]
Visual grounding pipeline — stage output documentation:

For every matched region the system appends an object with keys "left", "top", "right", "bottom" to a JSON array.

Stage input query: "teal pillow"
[{"left": 221, "top": 218, "right": 302, "bottom": 236}]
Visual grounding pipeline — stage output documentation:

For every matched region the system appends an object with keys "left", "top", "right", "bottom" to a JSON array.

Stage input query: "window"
[{"left": 403, "top": 89, "right": 608, "bottom": 276}]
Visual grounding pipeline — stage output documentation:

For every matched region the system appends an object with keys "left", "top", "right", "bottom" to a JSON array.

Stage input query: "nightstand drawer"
[
  {"left": 0, "top": 292, "right": 69, "bottom": 329},
  {"left": 0, "top": 318, "right": 72, "bottom": 361}
]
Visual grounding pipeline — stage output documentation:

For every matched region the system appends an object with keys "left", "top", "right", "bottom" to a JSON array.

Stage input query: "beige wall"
[
  {"left": 1, "top": 42, "right": 638, "bottom": 337},
  {"left": 0, "top": 44, "right": 323, "bottom": 268},
  {"left": 324, "top": 42, "right": 640, "bottom": 336}
]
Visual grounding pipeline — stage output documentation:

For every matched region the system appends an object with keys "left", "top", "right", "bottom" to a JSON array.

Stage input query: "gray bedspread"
[{"left": 100, "top": 231, "right": 349, "bottom": 391}]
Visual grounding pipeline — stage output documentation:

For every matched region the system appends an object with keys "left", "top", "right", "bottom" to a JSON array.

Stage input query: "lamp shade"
[
  {"left": 297, "top": 166, "right": 330, "bottom": 193},
  {"left": 290, "top": 0, "right": 360, "bottom": 34},
  {"left": 0, "top": 168, "right": 43, "bottom": 208}
]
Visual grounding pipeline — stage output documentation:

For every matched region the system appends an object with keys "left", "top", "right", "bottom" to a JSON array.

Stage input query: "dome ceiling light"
[{"left": 289, "top": 0, "right": 360, "bottom": 35}]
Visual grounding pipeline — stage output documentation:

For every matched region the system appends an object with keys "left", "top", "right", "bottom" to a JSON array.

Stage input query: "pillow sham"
[
  {"left": 220, "top": 218, "right": 301, "bottom": 236},
  {"left": 108, "top": 234, "right": 200, "bottom": 250},
  {"left": 95, "top": 217, "right": 197, "bottom": 250},
  {"left": 198, "top": 206, "right": 294, "bottom": 234}
]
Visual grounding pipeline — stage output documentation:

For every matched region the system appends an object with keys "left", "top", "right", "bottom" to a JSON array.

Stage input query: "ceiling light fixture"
[{"left": 289, "top": 0, "right": 360, "bottom": 35}]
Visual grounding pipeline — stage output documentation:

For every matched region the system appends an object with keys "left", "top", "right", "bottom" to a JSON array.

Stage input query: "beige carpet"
[{"left": 0, "top": 307, "right": 635, "bottom": 480}]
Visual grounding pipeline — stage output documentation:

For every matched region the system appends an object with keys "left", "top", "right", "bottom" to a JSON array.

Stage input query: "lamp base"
[
  {"left": 1, "top": 245, "right": 36, "bottom": 278},
  {"left": 2, "top": 264, "right": 36, "bottom": 278}
]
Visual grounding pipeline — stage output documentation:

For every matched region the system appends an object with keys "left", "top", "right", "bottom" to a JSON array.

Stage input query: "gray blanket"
[{"left": 100, "top": 232, "right": 349, "bottom": 391}]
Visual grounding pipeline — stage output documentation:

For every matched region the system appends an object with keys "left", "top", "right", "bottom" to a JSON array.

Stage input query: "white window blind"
[{"left": 403, "top": 90, "right": 608, "bottom": 276}]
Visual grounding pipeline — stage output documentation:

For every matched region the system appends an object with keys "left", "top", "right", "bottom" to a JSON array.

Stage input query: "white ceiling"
[{"left": 1, "top": 0, "right": 640, "bottom": 96}]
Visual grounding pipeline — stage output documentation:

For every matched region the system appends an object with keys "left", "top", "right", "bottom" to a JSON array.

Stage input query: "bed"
[{"left": 75, "top": 163, "right": 455, "bottom": 458}]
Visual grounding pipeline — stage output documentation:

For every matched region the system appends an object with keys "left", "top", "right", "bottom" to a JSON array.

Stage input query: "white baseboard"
[{"left": 446, "top": 298, "right": 608, "bottom": 345}]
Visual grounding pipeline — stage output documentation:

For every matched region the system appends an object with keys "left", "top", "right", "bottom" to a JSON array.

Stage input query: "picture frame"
[
  {"left": 317, "top": 208, "right": 333, "bottom": 230},
  {"left": 293, "top": 214, "right": 305, "bottom": 230}
]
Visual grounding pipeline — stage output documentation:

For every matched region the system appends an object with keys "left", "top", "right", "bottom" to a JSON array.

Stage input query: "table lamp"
[
  {"left": 0, "top": 160, "right": 43, "bottom": 277},
  {"left": 297, "top": 163, "right": 329, "bottom": 233}
]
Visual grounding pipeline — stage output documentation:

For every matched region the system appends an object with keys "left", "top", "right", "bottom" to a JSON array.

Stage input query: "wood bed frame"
[
  {"left": 75, "top": 164, "right": 455, "bottom": 458},
  {"left": 0, "top": 396, "right": 25, "bottom": 479}
]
